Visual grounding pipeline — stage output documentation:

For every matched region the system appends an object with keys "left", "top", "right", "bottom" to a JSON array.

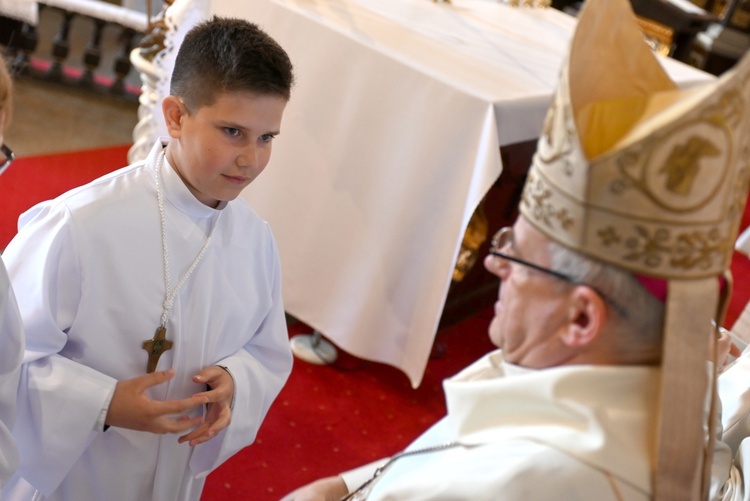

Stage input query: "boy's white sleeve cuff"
[
  {"left": 216, "top": 364, "right": 235, "bottom": 409},
  {"left": 97, "top": 386, "right": 116, "bottom": 432}
]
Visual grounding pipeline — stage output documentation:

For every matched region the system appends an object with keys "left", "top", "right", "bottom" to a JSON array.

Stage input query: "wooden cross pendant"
[{"left": 142, "top": 326, "right": 173, "bottom": 373}]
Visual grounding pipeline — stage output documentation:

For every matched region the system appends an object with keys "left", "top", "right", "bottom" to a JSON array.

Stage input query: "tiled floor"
[{"left": 6, "top": 76, "right": 138, "bottom": 157}]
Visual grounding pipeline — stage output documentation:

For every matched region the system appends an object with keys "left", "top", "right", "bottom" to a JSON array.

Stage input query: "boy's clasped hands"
[{"left": 105, "top": 365, "right": 234, "bottom": 446}]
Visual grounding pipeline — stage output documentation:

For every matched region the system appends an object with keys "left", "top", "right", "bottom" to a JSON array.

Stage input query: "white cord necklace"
[{"left": 142, "top": 150, "right": 223, "bottom": 373}]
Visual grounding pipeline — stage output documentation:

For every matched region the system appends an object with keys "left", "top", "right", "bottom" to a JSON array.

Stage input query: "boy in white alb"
[{"left": 2, "top": 17, "right": 294, "bottom": 501}]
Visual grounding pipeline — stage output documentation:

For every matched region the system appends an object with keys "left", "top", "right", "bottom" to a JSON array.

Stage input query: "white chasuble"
[
  {"left": 341, "top": 351, "right": 660, "bottom": 500},
  {"left": 1, "top": 140, "right": 293, "bottom": 501},
  {"left": 337, "top": 351, "right": 750, "bottom": 500}
]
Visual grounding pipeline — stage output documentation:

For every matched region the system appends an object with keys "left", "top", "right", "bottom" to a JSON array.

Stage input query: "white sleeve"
[
  {"left": 3, "top": 202, "right": 116, "bottom": 495},
  {"left": 188, "top": 225, "right": 293, "bottom": 476},
  {"left": 719, "top": 349, "right": 750, "bottom": 456}
]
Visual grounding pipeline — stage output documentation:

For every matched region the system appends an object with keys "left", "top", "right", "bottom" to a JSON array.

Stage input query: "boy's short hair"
[{"left": 170, "top": 16, "right": 294, "bottom": 110}]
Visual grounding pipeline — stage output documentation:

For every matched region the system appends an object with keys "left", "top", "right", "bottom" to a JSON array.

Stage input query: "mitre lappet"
[{"left": 518, "top": 0, "right": 750, "bottom": 498}]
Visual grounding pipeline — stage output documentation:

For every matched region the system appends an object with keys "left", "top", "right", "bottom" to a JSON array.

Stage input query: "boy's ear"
[
  {"left": 560, "top": 286, "right": 607, "bottom": 348},
  {"left": 162, "top": 96, "right": 187, "bottom": 138}
]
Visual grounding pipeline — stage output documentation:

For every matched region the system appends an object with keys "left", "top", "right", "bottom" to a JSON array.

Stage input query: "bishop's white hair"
[{"left": 547, "top": 239, "right": 665, "bottom": 364}]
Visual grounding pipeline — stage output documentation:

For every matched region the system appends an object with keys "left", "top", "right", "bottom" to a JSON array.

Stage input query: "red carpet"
[
  {"left": 201, "top": 313, "right": 496, "bottom": 500},
  {"left": 1, "top": 146, "right": 750, "bottom": 500},
  {"left": 0, "top": 145, "right": 132, "bottom": 248}
]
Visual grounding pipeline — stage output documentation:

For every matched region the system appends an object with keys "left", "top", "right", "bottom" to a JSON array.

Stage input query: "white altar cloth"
[{"left": 207, "top": 0, "right": 712, "bottom": 386}]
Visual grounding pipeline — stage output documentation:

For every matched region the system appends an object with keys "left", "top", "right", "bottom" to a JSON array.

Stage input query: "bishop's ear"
[
  {"left": 162, "top": 95, "right": 187, "bottom": 138},
  {"left": 560, "top": 285, "right": 607, "bottom": 348}
]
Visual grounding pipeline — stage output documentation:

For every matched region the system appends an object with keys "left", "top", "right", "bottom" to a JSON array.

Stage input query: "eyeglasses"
[
  {"left": 490, "top": 227, "right": 576, "bottom": 282},
  {"left": 488, "top": 227, "right": 627, "bottom": 317},
  {"left": 0, "top": 144, "right": 14, "bottom": 176}
]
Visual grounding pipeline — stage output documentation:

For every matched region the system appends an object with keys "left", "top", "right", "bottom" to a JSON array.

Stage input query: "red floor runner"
[
  {"left": 2, "top": 146, "right": 749, "bottom": 500},
  {"left": 0, "top": 145, "right": 132, "bottom": 248},
  {"left": 201, "top": 314, "right": 496, "bottom": 500}
]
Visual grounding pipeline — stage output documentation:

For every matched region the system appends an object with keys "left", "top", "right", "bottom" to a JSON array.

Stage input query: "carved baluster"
[
  {"left": 47, "top": 9, "right": 76, "bottom": 83},
  {"left": 79, "top": 17, "right": 106, "bottom": 90},
  {"left": 111, "top": 27, "right": 138, "bottom": 96},
  {"left": 11, "top": 19, "right": 40, "bottom": 76}
]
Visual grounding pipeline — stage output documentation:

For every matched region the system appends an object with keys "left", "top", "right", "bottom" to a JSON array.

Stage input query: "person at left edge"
[
  {"left": 0, "top": 54, "right": 23, "bottom": 494},
  {"left": 1, "top": 17, "right": 294, "bottom": 501}
]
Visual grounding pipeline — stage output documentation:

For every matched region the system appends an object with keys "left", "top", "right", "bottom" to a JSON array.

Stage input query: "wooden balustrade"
[{"left": 2, "top": 1, "right": 147, "bottom": 101}]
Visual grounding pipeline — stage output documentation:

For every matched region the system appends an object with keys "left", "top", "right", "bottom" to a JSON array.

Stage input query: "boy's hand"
[
  {"left": 105, "top": 368, "right": 207, "bottom": 433},
  {"left": 177, "top": 365, "right": 235, "bottom": 446}
]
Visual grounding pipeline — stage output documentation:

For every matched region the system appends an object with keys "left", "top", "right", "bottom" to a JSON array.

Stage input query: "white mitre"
[
  {"left": 519, "top": 0, "right": 750, "bottom": 499},
  {"left": 521, "top": 7, "right": 750, "bottom": 280}
]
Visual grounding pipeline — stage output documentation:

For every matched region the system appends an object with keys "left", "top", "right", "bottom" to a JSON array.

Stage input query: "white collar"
[{"left": 443, "top": 350, "right": 659, "bottom": 493}]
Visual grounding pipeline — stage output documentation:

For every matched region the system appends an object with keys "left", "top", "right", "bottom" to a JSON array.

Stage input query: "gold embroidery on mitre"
[
  {"left": 521, "top": 170, "right": 575, "bottom": 231},
  {"left": 734, "top": 143, "right": 750, "bottom": 215},
  {"left": 598, "top": 224, "right": 729, "bottom": 272},
  {"left": 728, "top": 107, "right": 750, "bottom": 225},
  {"left": 671, "top": 228, "right": 728, "bottom": 270},
  {"left": 610, "top": 115, "right": 731, "bottom": 213},
  {"left": 610, "top": 150, "right": 641, "bottom": 196},
  {"left": 660, "top": 136, "right": 720, "bottom": 195},
  {"left": 537, "top": 94, "right": 575, "bottom": 169},
  {"left": 598, "top": 226, "right": 621, "bottom": 247}
]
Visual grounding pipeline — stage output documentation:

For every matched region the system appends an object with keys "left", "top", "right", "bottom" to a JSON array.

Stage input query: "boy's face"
[{"left": 163, "top": 90, "right": 287, "bottom": 208}]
